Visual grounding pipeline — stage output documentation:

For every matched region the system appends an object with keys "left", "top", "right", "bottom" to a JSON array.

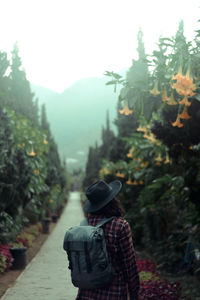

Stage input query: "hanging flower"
[
  {"left": 148, "top": 133, "right": 157, "bottom": 143},
  {"left": 171, "top": 115, "right": 184, "bottom": 128},
  {"left": 132, "top": 180, "right": 138, "bottom": 185},
  {"left": 102, "top": 167, "right": 110, "bottom": 175},
  {"left": 28, "top": 148, "right": 36, "bottom": 157},
  {"left": 127, "top": 147, "right": 134, "bottom": 158},
  {"left": 155, "top": 154, "right": 163, "bottom": 163},
  {"left": 143, "top": 133, "right": 161, "bottom": 145},
  {"left": 179, "top": 95, "right": 191, "bottom": 107},
  {"left": 136, "top": 158, "right": 142, "bottom": 162},
  {"left": 166, "top": 93, "right": 177, "bottom": 106},
  {"left": 126, "top": 179, "right": 138, "bottom": 185},
  {"left": 141, "top": 161, "right": 149, "bottom": 168},
  {"left": 143, "top": 133, "right": 150, "bottom": 139},
  {"left": 126, "top": 179, "right": 133, "bottom": 185},
  {"left": 164, "top": 155, "right": 171, "bottom": 164},
  {"left": 18, "top": 143, "right": 25, "bottom": 148},
  {"left": 137, "top": 126, "right": 147, "bottom": 133},
  {"left": 172, "top": 66, "right": 183, "bottom": 81},
  {"left": 115, "top": 172, "right": 125, "bottom": 178},
  {"left": 43, "top": 138, "right": 48, "bottom": 144},
  {"left": 33, "top": 169, "right": 40, "bottom": 175},
  {"left": 150, "top": 82, "right": 160, "bottom": 95},
  {"left": 119, "top": 101, "right": 133, "bottom": 116},
  {"left": 179, "top": 106, "right": 191, "bottom": 119},
  {"left": 172, "top": 67, "right": 196, "bottom": 97},
  {"left": 162, "top": 87, "right": 169, "bottom": 102}
]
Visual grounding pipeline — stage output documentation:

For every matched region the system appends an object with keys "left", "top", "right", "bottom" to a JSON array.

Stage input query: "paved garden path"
[{"left": 1, "top": 192, "right": 83, "bottom": 300}]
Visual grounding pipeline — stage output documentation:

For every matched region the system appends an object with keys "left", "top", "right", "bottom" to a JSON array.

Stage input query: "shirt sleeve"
[{"left": 118, "top": 220, "right": 140, "bottom": 300}]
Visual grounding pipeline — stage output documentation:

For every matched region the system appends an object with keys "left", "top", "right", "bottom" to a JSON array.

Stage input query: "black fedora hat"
[{"left": 83, "top": 180, "right": 122, "bottom": 213}]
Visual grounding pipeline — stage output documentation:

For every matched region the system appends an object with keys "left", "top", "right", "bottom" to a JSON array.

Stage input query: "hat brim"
[{"left": 83, "top": 180, "right": 122, "bottom": 213}]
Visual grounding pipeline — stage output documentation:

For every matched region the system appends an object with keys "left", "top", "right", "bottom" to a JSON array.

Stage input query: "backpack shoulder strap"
[{"left": 96, "top": 216, "right": 115, "bottom": 228}]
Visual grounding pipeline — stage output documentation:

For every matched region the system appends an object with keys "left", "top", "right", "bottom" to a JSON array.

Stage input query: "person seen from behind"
[{"left": 76, "top": 179, "right": 140, "bottom": 300}]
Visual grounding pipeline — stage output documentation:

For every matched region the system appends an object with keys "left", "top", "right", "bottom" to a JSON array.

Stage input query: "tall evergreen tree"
[
  {"left": 172, "top": 20, "right": 190, "bottom": 72},
  {"left": 41, "top": 103, "right": 66, "bottom": 188},
  {"left": 126, "top": 28, "right": 149, "bottom": 89},
  {"left": 100, "top": 111, "right": 115, "bottom": 159},
  {"left": 83, "top": 145, "right": 101, "bottom": 187},
  {"left": 41, "top": 104, "right": 51, "bottom": 135},
  {"left": 9, "top": 43, "right": 36, "bottom": 122},
  {"left": 0, "top": 50, "right": 10, "bottom": 107}
]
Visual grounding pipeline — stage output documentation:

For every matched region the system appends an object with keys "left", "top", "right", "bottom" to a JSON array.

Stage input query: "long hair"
[{"left": 90, "top": 197, "right": 125, "bottom": 217}]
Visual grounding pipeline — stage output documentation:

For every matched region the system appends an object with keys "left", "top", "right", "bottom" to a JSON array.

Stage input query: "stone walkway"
[{"left": 1, "top": 192, "right": 83, "bottom": 300}]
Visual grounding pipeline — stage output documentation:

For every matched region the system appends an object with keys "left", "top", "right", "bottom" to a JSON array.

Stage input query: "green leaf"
[
  {"left": 112, "top": 72, "right": 122, "bottom": 80},
  {"left": 105, "top": 80, "right": 116, "bottom": 85}
]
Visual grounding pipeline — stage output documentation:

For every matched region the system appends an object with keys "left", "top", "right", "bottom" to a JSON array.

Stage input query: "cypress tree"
[
  {"left": 9, "top": 43, "right": 36, "bottom": 122},
  {"left": 0, "top": 50, "right": 9, "bottom": 107}
]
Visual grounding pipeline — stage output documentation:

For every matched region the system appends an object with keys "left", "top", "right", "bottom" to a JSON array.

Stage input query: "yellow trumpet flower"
[
  {"left": 136, "top": 158, "right": 142, "bottom": 162},
  {"left": 33, "top": 169, "right": 40, "bottom": 175},
  {"left": 119, "top": 101, "right": 133, "bottom": 116},
  {"left": 179, "top": 106, "right": 191, "bottom": 119},
  {"left": 172, "top": 66, "right": 183, "bottom": 81},
  {"left": 29, "top": 148, "right": 36, "bottom": 157},
  {"left": 101, "top": 167, "right": 111, "bottom": 175},
  {"left": 150, "top": 82, "right": 160, "bottom": 95},
  {"left": 164, "top": 155, "right": 170, "bottom": 164},
  {"left": 141, "top": 161, "right": 149, "bottom": 168},
  {"left": 115, "top": 172, "right": 125, "bottom": 178},
  {"left": 166, "top": 93, "right": 177, "bottom": 106},
  {"left": 171, "top": 115, "right": 184, "bottom": 128},
  {"left": 162, "top": 87, "right": 169, "bottom": 102},
  {"left": 179, "top": 96, "right": 191, "bottom": 107},
  {"left": 137, "top": 126, "right": 147, "bottom": 133},
  {"left": 127, "top": 147, "right": 134, "bottom": 158},
  {"left": 126, "top": 179, "right": 138, "bottom": 186},
  {"left": 172, "top": 67, "right": 196, "bottom": 97},
  {"left": 155, "top": 154, "right": 163, "bottom": 162}
]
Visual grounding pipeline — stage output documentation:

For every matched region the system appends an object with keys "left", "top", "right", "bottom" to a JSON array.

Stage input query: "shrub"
[
  {"left": 137, "top": 259, "right": 157, "bottom": 273},
  {"left": 0, "top": 254, "right": 7, "bottom": 273},
  {"left": 139, "top": 280, "right": 182, "bottom": 300},
  {"left": 15, "top": 232, "right": 35, "bottom": 248},
  {"left": 0, "top": 245, "right": 13, "bottom": 272}
]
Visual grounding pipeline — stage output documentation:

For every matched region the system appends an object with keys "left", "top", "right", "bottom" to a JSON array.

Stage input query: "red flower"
[
  {"left": 137, "top": 259, "right": 157, "bottom": 273},
  {"left": 139, "top": 280, "right": 182, "bottom": 299},
  {"left": 15, "top": 237, "right": 28, "bottom": 248},
  {"left": 0, "top": 245, "right": 13, "bottom": 270}
]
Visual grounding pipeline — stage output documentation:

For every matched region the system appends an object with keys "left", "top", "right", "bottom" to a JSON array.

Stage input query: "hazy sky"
[{"left": 1, "top": 0, "right": 199, "bottom": 92}]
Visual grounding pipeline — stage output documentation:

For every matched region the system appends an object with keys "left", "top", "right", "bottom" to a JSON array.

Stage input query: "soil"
[{"left": 0, "top": 222, "right": 56, "bottom": 299}]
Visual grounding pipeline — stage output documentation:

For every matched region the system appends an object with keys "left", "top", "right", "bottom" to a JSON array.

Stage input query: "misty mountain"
[{"left": 31, "top": 77, "right": 119, "bottom": 170}]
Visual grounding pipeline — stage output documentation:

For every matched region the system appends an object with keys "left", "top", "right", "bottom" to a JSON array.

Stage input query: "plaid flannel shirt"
[{"left": 76, "top": 215, "right": 140, "bottom": 300}]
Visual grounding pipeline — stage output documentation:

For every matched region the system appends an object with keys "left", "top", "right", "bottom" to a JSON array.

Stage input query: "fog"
[{"left": 0, "top": 0, "right": 199, "bottom": 92}]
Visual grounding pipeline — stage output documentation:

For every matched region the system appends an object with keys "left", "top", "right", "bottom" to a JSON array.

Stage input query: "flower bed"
[
  {"left": 0, "top": 223, "right": 42, "bottom": 273},
  {"left": 0, "top": 245, "right": 13, "bottom": 273},
  {"left": 137, "top": 259, "right": 188, "bottom": 300}
]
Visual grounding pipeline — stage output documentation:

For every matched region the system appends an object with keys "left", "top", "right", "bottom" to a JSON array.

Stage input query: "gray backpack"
[{"left": 63, "top": 217, "right": 116, "bottom": 289}]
